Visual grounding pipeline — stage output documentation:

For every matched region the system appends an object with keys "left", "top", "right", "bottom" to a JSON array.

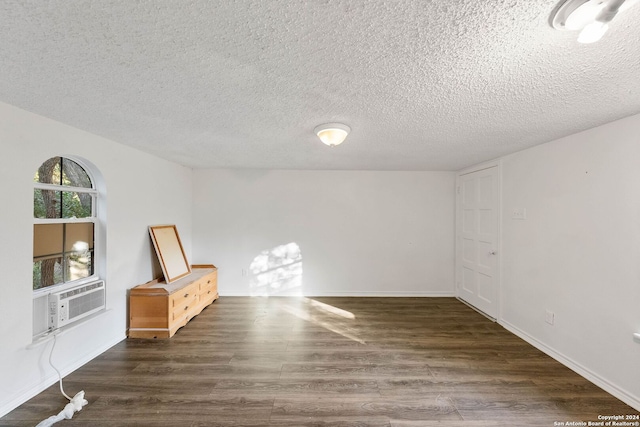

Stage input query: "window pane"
[
  {"left": 33, "top": 257, "right": 63, "bottom": 290},
  {"left": 65, "top": 222, "right": 94, "bottom": 252},
  {"left": 34, "top": 157, "right": 61, "bottom": 185},
  {"left": 66, "top": 251, "right": 93, "bottom": 282},
  {"left": 33, "top": 157, "right": 92, "bottom": 188},
  {"left": 62, "top": 158, "right": 92, "bottom": 188},
  {"left": 33, "top": 224, "right": 63, "bottom": 258},
  {"left": 33, "top": 223, "right": 94, "bottom": 289},
  {"left": 61, "top": 191, "right": 92, "bottom": 218},
  {"left": 33, "top": 189, "right": 62, "bottom": 219},
  {"left": 33, "top": 190, "right": 92, "bottom": 219}
]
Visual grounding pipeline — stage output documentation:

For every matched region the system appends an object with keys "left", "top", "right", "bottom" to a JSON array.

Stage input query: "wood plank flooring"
[{"left": 2, "top": 297, "right": 637, "bottom": 426}]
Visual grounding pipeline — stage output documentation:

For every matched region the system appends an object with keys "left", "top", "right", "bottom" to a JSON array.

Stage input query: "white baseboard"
[
  {"left": 0, "top": 334, "right": 125, "bottom": 418},
  {"left": 221, "top": 291, "right": 457, "bottom": 297},
  {"left": 500, "top": 320, "right": 640, "bottom": 411},
  {"left": 307, "top": 291, "right": 456, "bottom": 297}
]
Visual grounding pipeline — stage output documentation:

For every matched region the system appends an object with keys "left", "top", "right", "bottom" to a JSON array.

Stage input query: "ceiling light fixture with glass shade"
[
  {"left": 551, "top": 0, "right": 638, "bottom": 43},
  {"left": 314, "top": 123, "right": 351, "bottom": 147}
]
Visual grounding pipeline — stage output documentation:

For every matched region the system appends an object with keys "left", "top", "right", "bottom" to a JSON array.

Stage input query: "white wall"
[
  {"left": 6, "top": 96, "right": 637, "bottom": 415},
  {"left": 499, "top": 113, "right": 640, "bottom": 409},
  {"left": 192, "top": 169, "right": 455, "bottom": 296},
  {"left": 0, "top": 102, "right": 193, "bottom": 416}
]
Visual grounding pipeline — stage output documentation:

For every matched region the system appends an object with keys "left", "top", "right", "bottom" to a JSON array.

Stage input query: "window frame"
[{"left": 33, "top": 158, "right": 100, "bottom": 298}]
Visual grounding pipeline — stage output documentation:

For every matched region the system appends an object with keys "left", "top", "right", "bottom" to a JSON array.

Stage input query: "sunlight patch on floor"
[{"left": 279, "top": 298, "right": 364, "bottom": 344}]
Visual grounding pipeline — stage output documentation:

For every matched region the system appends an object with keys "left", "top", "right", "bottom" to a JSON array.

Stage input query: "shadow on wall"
[{"left": 249, "top": 242, "right": 302, "bottom": 296}]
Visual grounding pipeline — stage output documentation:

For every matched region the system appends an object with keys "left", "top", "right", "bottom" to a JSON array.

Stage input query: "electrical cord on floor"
[
  {"left": 35, "top": 332, "right": 88, "bottom": 427},
  {"left": 49, "top": 333, "right": 71, "bottom": 400}
]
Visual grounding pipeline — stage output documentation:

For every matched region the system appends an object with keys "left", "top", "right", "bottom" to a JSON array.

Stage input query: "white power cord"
[
  {"left": 48, "top": 333, "right": 71, "bottom": 400},
  {"left": 35, "top": 333, "right": 88, "bottom": 427}
]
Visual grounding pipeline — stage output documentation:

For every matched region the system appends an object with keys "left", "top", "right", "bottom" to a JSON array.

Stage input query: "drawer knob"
[
  {"left": 184, "top": 306, "right": 189, "bottom": 310},
  {"left": 207, "top": 280, "right": 211, "bottom": 284},
  {"left": 184, "top": 293, "right": 189, "bottom": 298}
]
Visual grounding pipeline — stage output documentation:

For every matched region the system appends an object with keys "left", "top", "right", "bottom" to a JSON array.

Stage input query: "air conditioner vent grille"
[
  {"left": 59, "top": 281, "right": 103, "bottom": 300},
  {"left": 49, "top": 280, "right": 105, "bottom": 329},
  {"left": 69, "top": 289, "right": 104, "bottom": 320}
]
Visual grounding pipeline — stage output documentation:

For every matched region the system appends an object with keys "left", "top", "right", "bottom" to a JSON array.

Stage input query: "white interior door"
[{"left": 456, "top": 165, "right": 499, "bottom": 319}]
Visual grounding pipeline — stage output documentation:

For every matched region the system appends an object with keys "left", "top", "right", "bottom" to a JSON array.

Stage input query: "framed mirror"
[{"left": 149, "top": 225, "right": 191, "bottom": 283}]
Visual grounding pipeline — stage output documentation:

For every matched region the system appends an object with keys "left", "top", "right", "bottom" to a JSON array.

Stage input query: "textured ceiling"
[{"left": 1, "top": 1, "right": 639, "bottom": 170}]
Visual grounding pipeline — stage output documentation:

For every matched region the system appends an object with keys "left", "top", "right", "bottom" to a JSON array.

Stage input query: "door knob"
[{"left": 489, "top": 251, "right": 496, "bottom": 255}]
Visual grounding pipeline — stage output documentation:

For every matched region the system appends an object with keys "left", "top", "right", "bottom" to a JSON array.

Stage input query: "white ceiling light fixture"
[
  {"left": 314, "top": 123, "right": 351, "bottom": 147},
  {"left": 551, "top": 0, "right": 638, "bottom": 43}
]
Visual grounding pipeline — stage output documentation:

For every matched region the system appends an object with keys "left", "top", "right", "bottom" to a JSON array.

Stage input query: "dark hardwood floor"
[{"left": 3, "top": 297, "right": 637, "bottom": 426}]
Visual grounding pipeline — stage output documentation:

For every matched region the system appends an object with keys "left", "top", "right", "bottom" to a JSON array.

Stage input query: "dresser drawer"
[
  {"left": 198, "top": 271, "right": 218, "bottom": 306},
  {"left": 129, "top": 265, "right": 218, "bottom": 339},
  {"left": 199, "top": 279, "right": 215, "bottom": 295},
  {"left": 170, "top": 282, "right": 198, "bottom": 308},
  {"left": 171, "top": 293, "right": 198, "bottom": 319},
  {"left": 198, "top": 271, "right": 217, "bottom": 291}
]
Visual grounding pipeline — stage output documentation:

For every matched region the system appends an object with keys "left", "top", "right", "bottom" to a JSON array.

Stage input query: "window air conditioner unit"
[{"left": 49, "top": 280, "right": 105, "bottom": 329}]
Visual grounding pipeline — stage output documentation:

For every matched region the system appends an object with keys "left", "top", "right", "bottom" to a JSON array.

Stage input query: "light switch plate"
[
  {"left": 512, "top": 208, "right": 527, "bottom": 220},
  {"left": 545, "top": 310, "right": 555, "bottom": 325}
]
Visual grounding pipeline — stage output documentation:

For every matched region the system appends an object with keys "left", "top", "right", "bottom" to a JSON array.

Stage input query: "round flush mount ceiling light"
[
  {"left": 314, "top": 123, "right": 351, "bottom": 147},
  {"left": 552, "top": 0, "right": 605, "bottom": 31},
  {"left": 551, "top": 0, "right": 638, "bottom": 43}
]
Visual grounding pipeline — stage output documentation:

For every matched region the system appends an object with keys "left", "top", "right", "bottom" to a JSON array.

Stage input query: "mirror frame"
[{"left": 148, "top": 225, "right": 191, "bottom": 283}]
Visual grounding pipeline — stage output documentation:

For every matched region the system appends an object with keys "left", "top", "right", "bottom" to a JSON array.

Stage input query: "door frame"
[{"left": 455, "top": 159, "right": 502, "bottom": 321}]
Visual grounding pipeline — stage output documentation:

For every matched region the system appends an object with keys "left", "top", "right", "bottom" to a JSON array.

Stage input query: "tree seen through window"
[{"left": 33, "top": 157, "right": 96, "bottom": 290}]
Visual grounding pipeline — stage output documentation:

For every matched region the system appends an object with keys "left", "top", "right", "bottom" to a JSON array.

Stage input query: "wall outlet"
[
  {"left": 241, "top": 268, "right": 248, "bottom": 277},
  {"left": 512, "top": 208, "right": 527, "bottom": 220},
  {"left": 545, "top": 310, "right": 555, "bottom": 325}
]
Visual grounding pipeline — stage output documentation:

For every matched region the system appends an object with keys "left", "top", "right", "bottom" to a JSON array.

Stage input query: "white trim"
[
  {"left": 500, "top": 319, "right": 640, "bottom": 411},
  {"left": 28, "top": 308, "right": 111, "bottom": 347},
  {"left": 455, "top": 160, "right": 502, "bottom": 318},
  {"left": 33, "top": 182, "right": 97, "bottom": 194},
  {"left": 32, "top": 156, "right": 100, "bottom": 298},
  {"left": 304, "top": 291, "right": 456, "bottom": 297},
  {"left": 33, "top": 217, "right": 97, "bottom": 224},
  {"left": 229, "top": 291, "right": 457, "bottom": 297},
  {"left": 457, "top": 297, "right": 496, "bottom": 321},
  {"left": 32, "top": 274, "right": 101, "bottom": 300},
  {"left": 458, "top": 159, "right": 501, "bottom": 176},
  {"left": 0, "top": 333, "right": 125, "bottom": 418},
  {"left": 496, "top": 161, "right": 504, "bottom": 322}
]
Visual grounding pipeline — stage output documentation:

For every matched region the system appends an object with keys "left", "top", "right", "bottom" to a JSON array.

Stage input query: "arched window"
[{"left": 33, "top": 157, "right": 98, "bottom": 291}]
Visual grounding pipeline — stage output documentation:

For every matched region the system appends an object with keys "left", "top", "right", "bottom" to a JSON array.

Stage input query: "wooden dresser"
[{"left": 128, "top": 264, "right": 218, "bottom": 339}]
